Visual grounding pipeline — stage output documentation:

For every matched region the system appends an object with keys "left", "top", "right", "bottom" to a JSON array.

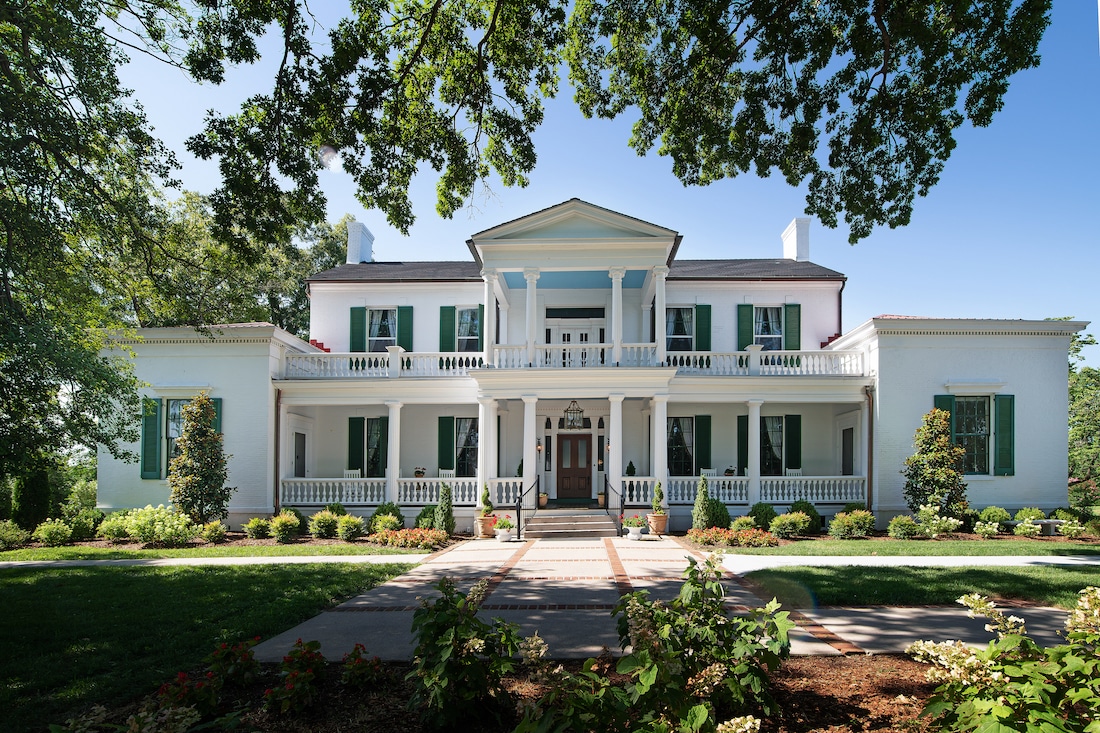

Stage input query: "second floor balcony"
[{"left": 282, "top": 343, "right": 866, "bottom": 379}]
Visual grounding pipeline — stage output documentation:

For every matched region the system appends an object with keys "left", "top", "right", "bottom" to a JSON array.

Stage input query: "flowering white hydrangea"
[
  {"left": 1066, "top": 586, "right": 1100, "bottom": 636},
  {"left": 906, "top": 639, "right": 1005, "bottom": 687},
  {"left": 716, "top": 716, "right": 761, "bottom": 733},
  {"left": 916, "top": 505, "right": 963, "bottom": 538},
  {"left": 1013, "top": 519, "right": 1042, "bottom": 538},
  {"left": 973, "top": 521, "right": 1000, "bottom": 539}
]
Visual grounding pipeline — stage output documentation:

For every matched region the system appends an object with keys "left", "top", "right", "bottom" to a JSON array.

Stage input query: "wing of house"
[{"left": 97, "top": 199, "right": 1087, "bottom": 531}]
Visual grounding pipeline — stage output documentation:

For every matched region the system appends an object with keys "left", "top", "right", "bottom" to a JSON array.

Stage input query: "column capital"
[
  {"left": 481, "top": 268, "right": 498, "bottom": 283},
  {"left": 384, "top": 400, "right": 403, "bottom": 409},
  {"left": 524, "top": 267, "right": 540, "bottom": 282},
  {"left": 608, "top": 266, "right": 627, "bottom": 280},
  {"left": 477, "top": 396, "right": 496, "bottom": 407},
  {"left": 652, "top": 265, "right": 669, "bottom": 279},
  {"left": 747, "top": 399, "right": 764, "bottom": 408},
  {"left": 651, "top": 394, "right": 669, "bottom": 405},
  {"left": 608, "top": 393, "right": 625, "bottom": 404},
  {"left": 521, "top": 395, "right": 539, "bottom": 405}
]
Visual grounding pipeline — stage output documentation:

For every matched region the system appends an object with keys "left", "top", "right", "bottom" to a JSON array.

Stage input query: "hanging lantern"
[{"left": 564, "top": 400, "right": 584, "bottom": 430}]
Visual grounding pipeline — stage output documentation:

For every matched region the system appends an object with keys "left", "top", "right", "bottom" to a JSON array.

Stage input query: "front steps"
[{"left": 521, "top": 509, "right": 619, "bottom": 539}]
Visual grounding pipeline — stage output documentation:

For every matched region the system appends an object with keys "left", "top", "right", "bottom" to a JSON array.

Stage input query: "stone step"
[
  {"left": 522, "top": 525, "right": 619, "bottom": 539},
  {"left": 522, "top": 511, "right": 619, "bottom": 539}
]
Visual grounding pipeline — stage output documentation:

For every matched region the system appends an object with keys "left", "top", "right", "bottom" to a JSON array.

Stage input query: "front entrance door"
[{"left": 557, "top": 434, "right": 592, "bottom": 499}]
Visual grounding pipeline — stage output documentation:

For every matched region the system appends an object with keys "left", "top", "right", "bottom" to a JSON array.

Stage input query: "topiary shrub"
[
  {"left": 770, "top": 511, "right": 810, "bottom": 539},
  {"left": 33, "top": 518, "right": 73, "bottom": 547},
  {"left": 309, "top": 509, "right": 340, "bottom": 539},
  {"left": 748, "top": 502, "right": 778, "bottom": 530},
  {"left": 828, "top": 510, "right": 875, "bottom": 539},
  {"left": 979, "top": 506, "right": 1011, "bottom": 525},
  {"left": 324, "top": 502, "right": 347, "bottom": 516},
  {"left": 337, "top": 514, "right": 365, "bottom": 541},
  {"left": 706, "top": 498, "right": 731, "bottom": 530},
  {"left": 1014, "top": 507, "right": 1046, "bottom": 522},
  {"left": 434, "top": 484, "right": 455, "bottom": 535},
  {"left": 887, "top": 514, "right": 923, "bottom": 539},
  {"left": 201, "top": 521, "right": 227, "bottom": 543},
  {"left": 788, "top": 499, "right": 822, "bottom": 534},
  {"left": 370, "top": 502, "right": 405, "bottom": 533},
  {"left": 96, "top": 512, "right": 132, "bottom": 543},
  {"left": 0, "top": 519, "right": 31, "bottom": 550},
  {"left": 271, "top": 512, "right": 301, "bottom": 543},
  {"left": 415, "top": 505, "right": 437, "bottom": 529},
  {"left": 690, "top": 476, "right": 711, "bottom": 530},
  {"left": 243, "top": 517, "right": 270, "bottom": 539}
]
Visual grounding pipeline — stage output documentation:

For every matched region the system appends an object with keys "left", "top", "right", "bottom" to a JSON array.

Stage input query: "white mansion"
[{"left": 97, "top": 199, "right": 1085, "bottom": 532}]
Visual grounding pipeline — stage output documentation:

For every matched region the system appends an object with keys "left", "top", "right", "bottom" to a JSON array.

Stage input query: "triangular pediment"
[{"left": 472, "top": 199, "right": 677, "bottom": 243}]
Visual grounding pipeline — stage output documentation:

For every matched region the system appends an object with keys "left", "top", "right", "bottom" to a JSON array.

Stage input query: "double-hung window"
[
  {"left": 141, "top": 396, "right": 223, "bottom": 479},
  {"left": 754, "top": 307, "right": 783, "bottom": 351},
  {"left": 455, "top": 417, "right": 479, "bottom": 477},
  {"left": 456, "top": 308, "right": 480, "bottom": 352},
  {"left": 935, "top": 394, "right": 1014, "bottom": 476},
  {"left": 166, "top": 399, "right": 188, "bottom": 462},
  {"left": 368, "top": 308, "right": 397, "bottom": 352},
  {"left": 954, "top": 397, "right": 990, "bottom": 475},
  {"left": 667, "top": 417, "right": 695, "bottom": 476},
  {"left": 365, "top": 417, "right": 386, "bottom": 478},
  {"left": 666, "top": 308, "right": 694, "bottom": 351}
]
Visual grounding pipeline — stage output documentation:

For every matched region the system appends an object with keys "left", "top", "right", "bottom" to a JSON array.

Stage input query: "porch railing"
[
  {"left": 667, "top": 476, "right": 749, "bottom": 504},
  {"left": 280, "top": 478, "right": 387, "bottom": 505},
  {"left": 620, "top": 476, "right": 658, "bottom": 506},
  {"left": 283, "top": 346, "right": 866, "bottom": 378},
  {"left": 516, "top": 476, "right": 540, "bottom": 539},
  {"left": 397, "top": 478, "right": 478, "bottom": 505},
  {"left": 486, "top": 478, "right": 523, "bottom": 507},
  {"left": 760, "top": 476, "right": 866, "bottom": 504}
]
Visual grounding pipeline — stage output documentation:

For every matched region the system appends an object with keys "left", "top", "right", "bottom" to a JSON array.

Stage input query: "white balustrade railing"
[
  {"left": 760, "top": 476, "right": 866, "bottom": 504},
  {"left": 484, "top": 478, "right": 524, "bottom": 507},
  {"left": 665, "top": 352, "right": 749, "bottom": 375},
  {"left": 284, "top": 347, "right": 867, "bottom": 377},
  {"left": 620, "top": 477, "right": 657, "bottom": 505},
  {"left": 667, "top": 476, "right": 749, "bottom": 504},
  {"left": 397, "top": 478, "right": 478, "bottom": 505},
  {"left": 280, "top": 478, "right": 387, "bottom": 505}
]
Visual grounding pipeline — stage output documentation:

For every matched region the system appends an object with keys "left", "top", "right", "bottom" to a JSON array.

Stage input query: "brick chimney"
[
  {"left": 346, "top": 221, "right": 375, "bottom": 264},
  {"left": 782, "top": 218, "right": 811, "bottom": 262}
]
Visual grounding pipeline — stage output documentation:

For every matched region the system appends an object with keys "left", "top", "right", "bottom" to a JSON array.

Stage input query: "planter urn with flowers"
[
  {"left": 475, "top": 485, "right": 496, "bottom": 538},
  {"left": 646, "top": 482, "right": 668, "bottom": 537}
]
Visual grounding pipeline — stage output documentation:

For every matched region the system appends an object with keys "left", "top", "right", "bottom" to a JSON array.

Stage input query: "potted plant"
[
  {"left": 624, "top": 460, "right": 636, "bottom": 502},
  {"left": 621, "top": 513, "right": 646, "bottom": 540},
  {"left": 493, "top": 514, "right": 515, "bottom": 542},
  {"left": 538, "top": 491, "right": 548, "bottom": 508},
  {"left": 475, "top": 484, "right": 495, "bottom": 538},
  {"left": 646, "top": 482, "right": 668, "bottom": 537},
  {"left": 724, "top": 466, "right": 735, "bottom": 476},
  {"left": 413, "top": 466, "right": 426, "bottom": 478}
]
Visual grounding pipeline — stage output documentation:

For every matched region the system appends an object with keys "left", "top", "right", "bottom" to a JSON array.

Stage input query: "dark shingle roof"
[
  {"left": 308, "top": 258, "right": 845, "bottom": 283},
  {"left": 668, "top": 259, "right": 845, "bottom": 280},
  {"left": 308, "top": 261, "right": 483, "bottom": 283}
]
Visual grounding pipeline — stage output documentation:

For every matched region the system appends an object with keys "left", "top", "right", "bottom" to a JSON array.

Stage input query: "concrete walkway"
[{"left": 243, "top": 537, "right": 1089, "bottom": 662}]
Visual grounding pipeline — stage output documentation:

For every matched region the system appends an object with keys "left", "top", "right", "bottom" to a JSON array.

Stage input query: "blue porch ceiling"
[{"left": 502, "top": 270, "right": 648, "bottom": 289}]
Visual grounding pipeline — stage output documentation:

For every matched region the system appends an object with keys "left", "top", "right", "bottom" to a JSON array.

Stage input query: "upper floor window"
[
  {"left": 457, "top": 308, "right": 480, "bottom": 352},
  {"left": 754, "top": 307, "right": 783, "bottom": 351},
  {"left": 666, "top": 307, "right": 694, "bottom": 351},
  {"left": 368, "top": 308, "right": 397, "bottom": 352}
]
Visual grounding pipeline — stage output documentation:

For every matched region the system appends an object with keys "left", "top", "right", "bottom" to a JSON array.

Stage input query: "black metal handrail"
[
  {"left": 604, "top": 475, "right": 623, "bottom": 534},
  {"left": 515, "top": 475, "right": 540, "bottom": 540}
]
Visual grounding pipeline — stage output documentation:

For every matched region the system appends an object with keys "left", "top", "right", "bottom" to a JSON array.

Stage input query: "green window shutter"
[
  {"left": 695, "top": 415, "right": 712, "bottom": 474},
  {"left": 737, "top": 415, "right": 748, "bottom": 473},
  {"left": 695, "top": 305, "right": 711, "bottom": 351},
  {"left": 737, "top": 304, "right": 753, "bottom": 350},
  {"left": 933, "top": 394, "right": 956, "bottom": 438},
  {"left": 438, "top": 416, "right": 455, "bottom": 471},
  {"left": 350, "top": 307, "right": 366, "bottom": 352},
  {"left": 348, "top": 417, "right": 365, "bottom": 473},
  {"left": 994, "top": 395, "right": 1015, "bottom": 476},
  {"left": 140, "top": 398, "right": 162, "bottom": 479},
  {"left": 478, "top": 304, "right": 485, "bottom": 352},
  {"left": 439, "top": 306, "right": 456, "bottom": 352},
  {"left": 378, "top": 416, "right": 389, "bottom": 471},
  {"left": 784, "top": 304, "right": 801, "bottom": 350},
  {"left": 785, "top": 414, "right": 802, "bottom": 470},
  {"left": 397, "top": 306, "right": 414, "bottom": 351},
  {"left": 211, "top": 398, "right": 222, "bottom": 433}
]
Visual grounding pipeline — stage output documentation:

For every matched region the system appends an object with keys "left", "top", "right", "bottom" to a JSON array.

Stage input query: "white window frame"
[
  {"left": 456, "top": 307, "right": 480, "bottom": 353},
  {"left": 754, "top": 306, "right": 784, "bottom": 351},
  {"left": 367, "top": 307, "right": 397, "bottom": 352},
  {"left": 666, "top": 307, "right": 695, "bottom": 352}
]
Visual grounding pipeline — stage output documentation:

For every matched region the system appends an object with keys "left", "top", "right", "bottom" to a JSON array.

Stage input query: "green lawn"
[
  {"left": 0, "top": 562, "right": 411, "bottom": 732},
  {"left": 0, "top": 542, "right": 427, "bottom": 561},
  {"left": 745, "top": 565, "right": 1100, "bottom": 609},
  {"left": 723, "top": 538, "right": 1100, "bottom": 556}
]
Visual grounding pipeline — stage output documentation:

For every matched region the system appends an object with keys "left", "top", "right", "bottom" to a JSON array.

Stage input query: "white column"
[
  {"left": 385, "top": 401, "right": 402, "bottom": 504},
  {"left": 746, "top": 343, "right": 763, "bottom": 376},
  {"left": 477, "top": 397, "right": 492, "bottom": 495},
  {"left": 524, "top": 268, "right": 539, "bottom": 366},
  {"left": 481, "top": 269, "right": 497, "bottom": 367},
  {"left": 609, "top": 394, "right": 624, "bottom": 501},
  {"left": 522, "top": 395, "right": 538, "bottom": 506},
  {"left": 653, "top": 266, "right": 668, "bottom": 364},
  {"left": 747, "top": 399, "right": 763, "bottom": 506},
  {"left": 486, "top": 398, "right": 499, "bottom": 481},
  {"left": 609, "top": 267, "right": 625, "bottom": 366},
  {"left": 652, "top": 394, "right": 669, "bottom": 489}
]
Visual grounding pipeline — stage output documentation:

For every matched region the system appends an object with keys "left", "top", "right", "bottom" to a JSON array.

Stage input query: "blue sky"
[{"left": 122, "top": 3, "right": 1099, "bottom": 364}]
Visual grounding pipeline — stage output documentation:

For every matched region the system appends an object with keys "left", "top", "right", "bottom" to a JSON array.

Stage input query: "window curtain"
[
  {"left": 365, "top": 418, "right": 383, "bottom": 478},
  {"left": 666, "top": 417, "right": 694, "bottom": 476},
  {"left": 755, "top": 307, "right": 781, "bottom": 336},
  {"left": 456, "top": 417, "right": 479, "bottom": 477},
  {"left": 761, "top": 416, "right": 783, "bottom": 475},
  {"left": 369, "top": 310, "right": 394, "bottom": 350}
]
